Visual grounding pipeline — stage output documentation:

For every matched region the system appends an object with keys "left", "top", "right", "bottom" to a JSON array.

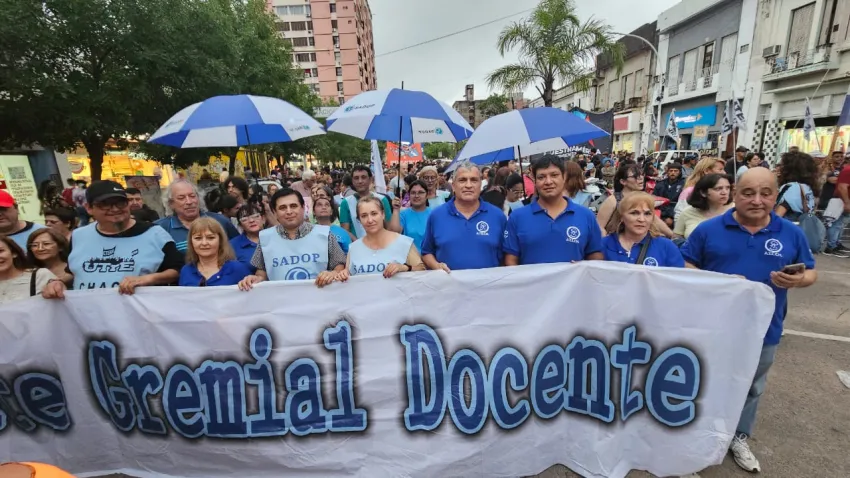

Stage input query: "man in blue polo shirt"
[
  {"left": 681, "top": 168, "right": 817, "bottom": 473},
  {"left": 420, "top": 161, "right": 506, "bottom": 271},
  {"left": 156, "top": 180, "right": 238, "bottom": 254},
  {"left": 503, "top": 155, "right": 603, "bottom": 265}
]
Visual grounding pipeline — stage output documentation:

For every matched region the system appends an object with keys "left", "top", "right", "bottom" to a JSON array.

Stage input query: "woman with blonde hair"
[
  {"left": 179, "top": 217, "right": 251, "bottom": 287},
  {"left": 674, "top": 157, "right": 726, "bottom": 220},
  {"left": 418, "top": 166, "right": 451, "bottom": 207},
  {"left": 336, "top": 196, "right": 425, "bottom": 281},
  {"left": 602, "top": 192, "right": 684, "bottom": 267}
]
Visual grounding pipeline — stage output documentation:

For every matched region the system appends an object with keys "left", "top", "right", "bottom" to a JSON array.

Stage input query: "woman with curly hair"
[{"left": 774, "top": 151, "right": 820, "bottom": 220}]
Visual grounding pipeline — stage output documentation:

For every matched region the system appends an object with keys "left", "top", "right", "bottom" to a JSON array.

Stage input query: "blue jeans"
[
  {"left": 826, "top": 212, "right": 849, "bottom": 248},
  {"left": 736, "top": 344, "right": 777, "bottom": 437}
]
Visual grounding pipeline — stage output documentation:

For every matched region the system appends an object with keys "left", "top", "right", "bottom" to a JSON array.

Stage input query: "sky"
[{"left": 369, "top": 0, "right": 681, "bottom": 105}]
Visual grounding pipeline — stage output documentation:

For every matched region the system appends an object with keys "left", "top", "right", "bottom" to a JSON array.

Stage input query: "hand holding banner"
[{"left": 0, "top": 263, "right": 774, "bottom": 478}]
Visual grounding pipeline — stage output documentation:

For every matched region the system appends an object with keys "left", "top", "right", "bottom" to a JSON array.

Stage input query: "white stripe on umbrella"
[
  {"left": 149, "top": 102, "right": 203, "bottom": 141},
  {"left": 182, "top": 126, "right": 238, "bottom": 148}
]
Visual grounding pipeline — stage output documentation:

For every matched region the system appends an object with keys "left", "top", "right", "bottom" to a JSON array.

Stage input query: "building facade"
[
  {"left": 595, "top": 22, "right": 658, "bottom": 154},
  {"left": 270, "top": 0, "right": 377, "bottom": 104},
  {"left": 452, "top": 85, "right": 529, "bottom": 128},
  {"left": 745, "top": 0, "right": 850, "bottom": 162},
  {"left": 655, "top": 0, "right": 757, "bottom": 156}
]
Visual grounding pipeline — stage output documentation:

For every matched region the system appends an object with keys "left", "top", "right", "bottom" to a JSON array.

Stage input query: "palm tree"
[{"left": 487, "top": 0, "right": 625, "bottom": 107}]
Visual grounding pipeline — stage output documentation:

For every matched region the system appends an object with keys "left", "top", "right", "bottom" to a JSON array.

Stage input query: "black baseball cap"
[{"left": 86, "top": 180, "right": 128, "bottom": 205}]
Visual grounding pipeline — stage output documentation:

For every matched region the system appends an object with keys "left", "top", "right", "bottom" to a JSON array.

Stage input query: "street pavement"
[{"left": 98, "top": 256, "right": 850, "bottom": 478}]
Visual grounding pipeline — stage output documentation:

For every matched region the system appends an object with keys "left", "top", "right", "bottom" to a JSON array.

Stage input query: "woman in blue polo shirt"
[
  {"left": 180, "top": 217, "right": 251, "bottom": 287},
  {"left": 230, "top": 204, "right": 265, "bottom": 273},
  {"left": 602, "top": 192, "right": 684, "bottom": 267}
]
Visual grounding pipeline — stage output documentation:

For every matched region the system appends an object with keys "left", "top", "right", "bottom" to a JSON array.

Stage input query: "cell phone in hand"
[{"left": 781, "top": 263, "right": 805, "bottom": 275}]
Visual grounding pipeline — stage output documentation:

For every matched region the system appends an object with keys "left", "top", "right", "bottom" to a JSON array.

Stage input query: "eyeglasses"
[
  {"left": 627, "top": 174, "right": 644, "bottom": 180},
  {"left": 93, "top": 198, "right": 128, "bottom": 210},
  {"left": 239, "top": 213, "right": 262, "bottom": 223},
  {"left": 30, "top": 242, "right": 56, "bottom": 250}
]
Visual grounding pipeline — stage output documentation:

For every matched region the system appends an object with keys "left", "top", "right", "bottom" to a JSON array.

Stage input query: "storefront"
[
  {"left": 660, "top": 100, "right": 722, "bottom": 154},
  {"left": 779, "top": 120, "right": 850, "bottom": 156},
  {"left": 612, "top": 111, "right": 642, "bottom": 153}
]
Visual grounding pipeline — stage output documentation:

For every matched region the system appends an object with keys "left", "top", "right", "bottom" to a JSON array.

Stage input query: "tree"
[
  {"left": 486, "top": 0, "right": 624, "bottom": 107},
  {"left": 312, "top": 133, "right": 371, "bottom": 167},
  {"left": 423, "top": 143, "right": 456, "bottom": 160},
  {"left": 479, "top": 93, "right": 511, "bottom": 118},
  {"left": 0, "top": 0, "right": 313, "bottom": 180}
]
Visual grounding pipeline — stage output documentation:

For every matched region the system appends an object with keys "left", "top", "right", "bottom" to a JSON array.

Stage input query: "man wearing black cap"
[
  {"left": 42, "top": 180, "right": 183, "bottom": 298},
  {"left": 653, "top": 162, "right": 686, "bottom": 227},
  {"left": 725, "top": 146, "right": 749, "bottom": 181}
]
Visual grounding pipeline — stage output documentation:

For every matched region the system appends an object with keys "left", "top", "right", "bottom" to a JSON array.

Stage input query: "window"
[
  {"left": 331, "top": 20, "right": 338, "bottom": 29},
  {"left": 312, "top": 68, "right": 318, "bottom": 77},
  {"left": 333, "top": 36, "right": 340, "bottom": 47},
  {"left": 295, "top": 53, "right": 312, "bottom": 62},
  {"left": 337, "top": 82, "right": 344, "bottom": 92},
  {"left": 307, "top": 21, "right": 313, "bottom": 30},
  {"left": 291, "top": 21, "right": 307, "bottom": 31},
  {"left": 303, "top": 69, "right": 312, "bottom": 78},
  {"left": 274, "top": 6, "right": 286, "bottom": 16},
  {"left": 288, "top": 5, "right": 305, "bottom": 15},
  {"left": 330, "top": 3, "right": 336, "bottom": 13},
  {"left": 336, "top": 67, "right": 343, "bottom": 76},
  {"left": 308, "top": 37, "right": 315, "bottom": 46},
  {"left": 334, "top": 52, "right": 341, "bottom": 62},
  {"left": 292, "top": 37, "right": 309, "bottom": 47},
  {"left": 312, "top": 84, "right": 320, "bottom": 93},
  {"left": 276, "top": 22, "right": 289, "bottom": 32},
  {"left": 701, "top": 43, "right": 714, "bottom": 70}
]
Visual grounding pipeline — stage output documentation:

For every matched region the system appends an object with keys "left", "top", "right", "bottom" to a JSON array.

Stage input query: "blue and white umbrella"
[
  {"left": 148, "top": 94, "right": 325, "bottom": 148},
  {"left": 325, "top": 88, "right": 474, "bottom": 143},
  {"left": 451, "top": 107, "right": 609, "bottom": 166}
]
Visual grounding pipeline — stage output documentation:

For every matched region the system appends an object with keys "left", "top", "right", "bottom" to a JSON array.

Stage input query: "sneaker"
[
  {"left": 835, "top": 243, "right": 850, "bottom": 253},
  {"left": 729, "top": 433, "right": 761, "bottom": 472},
  {"left": 823, "top": 247, "right": 850, "bottom": 258}
]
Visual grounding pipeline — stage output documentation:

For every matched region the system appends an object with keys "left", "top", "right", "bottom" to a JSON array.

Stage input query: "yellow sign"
[
  {"left": 0, "top": 155, "right": 42, "bottom": 222},
  {"left": 693, "top": 126, "right": 709, "bottom": 140}
]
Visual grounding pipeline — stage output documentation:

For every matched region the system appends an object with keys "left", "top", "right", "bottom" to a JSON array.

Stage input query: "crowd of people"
[{"left": 1, "top": 145, "right": 848, "bottom": 474}]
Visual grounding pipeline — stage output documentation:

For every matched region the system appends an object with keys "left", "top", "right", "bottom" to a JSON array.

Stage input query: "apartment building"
[
  {"left": 746, "top": 0, "right": 850, "bottom": 161},
  {"left": 595, "top": 22, "right": 658, "bottom": 153},
  {"left": 271, "top": 0, "right": 377, "bottom": 104},
  {"left": 655, "top": 0, "right": 757, "bottom": 155},
  {"left": 452, "top": 85, "right": 529, "bottom": 128}
]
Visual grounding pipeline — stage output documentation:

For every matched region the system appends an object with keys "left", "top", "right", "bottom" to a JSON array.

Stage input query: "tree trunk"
[
  {"left": 228, "top": 148, "right": 238, "bottom": 176},
  {"left": 82, "top": 136, "right": 106, "bottom": 182},
  {"left": 543, "top": 78, "right": 555, "bottom": 107}
]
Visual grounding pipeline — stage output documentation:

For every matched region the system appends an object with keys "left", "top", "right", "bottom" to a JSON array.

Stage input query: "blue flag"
[{"left": 839, "top": 94, "right": 850, "bottom": 127}]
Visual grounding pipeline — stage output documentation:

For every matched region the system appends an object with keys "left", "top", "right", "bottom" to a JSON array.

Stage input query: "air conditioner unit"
[{"left": 762, "top": 45, "right": 781, "bottom": 58}]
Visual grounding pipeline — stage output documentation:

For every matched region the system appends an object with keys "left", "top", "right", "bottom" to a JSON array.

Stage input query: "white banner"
[{"left": 0, "top": 263, "right": 774, "bottom": 478}]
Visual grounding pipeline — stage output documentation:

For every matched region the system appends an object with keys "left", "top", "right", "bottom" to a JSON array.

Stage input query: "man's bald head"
[
  {"left": 734, "top": 167, "right": 778, "bottom": 224},
  {"left": 737, "top": 167, "right": 777, "bottom": 190}
]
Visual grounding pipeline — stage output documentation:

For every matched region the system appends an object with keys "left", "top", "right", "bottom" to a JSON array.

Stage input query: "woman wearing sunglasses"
[
  {"left": 180, "top": 217, "right": 251, "bottom": 287},
  {"left": 596, "top": 164, "right": 676, "bottom": 239}
]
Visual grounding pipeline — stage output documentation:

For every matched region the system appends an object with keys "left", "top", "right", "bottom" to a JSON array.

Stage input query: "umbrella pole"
[
  {"left": 396, "top": 82, "right": 405, "bottom": 198},
  {"left": 518, "top": 145, "right": 527, "bottom": 198}
]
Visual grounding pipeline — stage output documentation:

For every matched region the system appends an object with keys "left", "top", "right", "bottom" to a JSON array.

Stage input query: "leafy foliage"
[
  {"left": 479, "top": 93, "right": 511, "bottom": 118},
  {"left": 486, "top": 0, "right": 624, "bottom": 107},
  {"left": 0, "top": 0, "right": 316, "bottom": 179}
]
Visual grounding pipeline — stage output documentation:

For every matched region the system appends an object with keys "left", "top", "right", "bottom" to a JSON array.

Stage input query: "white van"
[{"left": 650, "top": 150, "right": 699, "bottom": 169}]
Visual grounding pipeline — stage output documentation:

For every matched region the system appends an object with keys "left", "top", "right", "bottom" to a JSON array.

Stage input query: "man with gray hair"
[
  {"left": 420, "top": 161, "right": 507, "bottom": 271},
  {"left": 290, "top": 169, "right": 316, "bottom": 201},
  {"left": 155, "top": 179, "right": 239, "bottom": 254}
]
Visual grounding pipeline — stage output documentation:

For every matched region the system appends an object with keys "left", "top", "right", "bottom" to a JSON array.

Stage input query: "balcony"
[
  {"left": 662, "top": 63, "right": 730, "bottom": 105},
  {"left": 763, "top": 46, "right": 835, "bottom": 82}
]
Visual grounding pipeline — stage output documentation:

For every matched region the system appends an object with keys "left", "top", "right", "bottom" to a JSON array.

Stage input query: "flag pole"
[{"left": 396, "top": 82, "right": 404, "bottom": 198}]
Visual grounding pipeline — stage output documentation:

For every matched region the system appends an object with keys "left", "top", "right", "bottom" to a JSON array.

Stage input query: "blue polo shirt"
[
  {"left": 179, "top": 260, "right": 252, "bottom": 287},
  {"left": 503, "top": 199, "right": 602, "bottom": 264},
  {"left": 329, "top": 224, "right": 351, "bottom": 253},
  {"left": 230, "top": 233, "right": 259, "bottom": 273},
  {"left": 420, "top": 199, "right": 507, "bottom": 270},
  {"left": 156, "top": 212, "right": 239, "bottom": 254},
  {"left": 681, "top": 210, "right": 815, "bottom": 345},
  {"left": 602, "top": 234, "right": 684, "bottom": 267}
]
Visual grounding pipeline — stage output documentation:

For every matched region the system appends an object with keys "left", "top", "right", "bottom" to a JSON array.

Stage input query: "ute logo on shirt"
[
  {"left": 764, "top": 238, "right": 783, "bottom": 257},
  {"left": 475, "top": 221, "right": 490, "bottom": 236},
  {"left": 82, "top": 247, "right": 138, "bottom": 273},
  {"left": 565, "top": 226, "right": 581, "bottom": 244},
  {"left": 643, "top": 257, "right": 659, "bottom": 267}
]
